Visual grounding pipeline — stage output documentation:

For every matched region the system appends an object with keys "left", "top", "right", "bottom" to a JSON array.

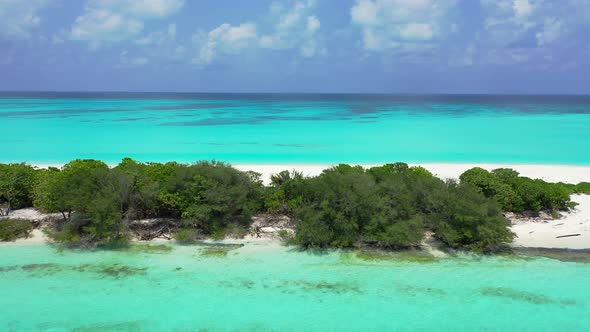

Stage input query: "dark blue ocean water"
[{"left": 1, "top": 93, "right": 589, "bottom": 164}]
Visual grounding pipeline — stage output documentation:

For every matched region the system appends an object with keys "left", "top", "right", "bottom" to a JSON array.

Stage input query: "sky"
[{"left": 0, "top": 0, "right": 589, "bottom": 94}]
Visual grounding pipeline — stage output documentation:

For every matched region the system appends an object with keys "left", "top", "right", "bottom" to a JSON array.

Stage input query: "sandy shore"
[
  {"left": 510, "top": 194, "right": 590, "bottom": 249},
  {"left": 233, "top": 163, "right": 590, "bottom": 184},
  {"left": 28, "top": 162, "right": 590, "bottom": 184}
]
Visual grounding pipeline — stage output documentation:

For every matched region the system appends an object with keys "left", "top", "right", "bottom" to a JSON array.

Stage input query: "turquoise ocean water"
[
  {"left": 2, "top": 93, "right": 590, "bottom": 331},
  {"left": 1, "top": 93, "right": 590, "bottom": 165},
  {"left": 0, "top": 242, "right": 589, "bottom": 332}
]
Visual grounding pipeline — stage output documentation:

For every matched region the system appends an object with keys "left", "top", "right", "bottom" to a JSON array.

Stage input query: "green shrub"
[
  {"left": 575, "top": 182, "right": 590, "bottom": 194},
  {"left": 460, "top": 167, "right": 575, "bottom": 212},
  {"left": 432, "top": 182, "right": 515, "bottom": 252},
  {"left": 265, "top": 170, "right": 306, "bottom": 215},
  {"left": 34, "top": 160, "right": 124, "bottom": 244},
  {"left": 460, "top": 168, "right": 521, "bottom": 211},
  {"left": 224, "top": 223, "right": 249, "bottom": 239},
  {"left": 292, "top": 165, "right": 375, "bottom": 248},
  {"left": 0, "top": 219, "right": 33, "bottom": 241},
  {"left": 1, "top": 159, "right": 533, "bottom": 252},
  {"left": 44, "top": 224, "right": 80, "bottom": 244},
  {"left": 173, "top": 228, "right": 202, "bottom": 243},
  {"left": 364, "top": 216, "right": 425, "bottom": 248},
  {"left": 0, "top": 163, "right": 39, "bottom": 214},
  {"left": 277, "top": 229, "right": 292, "bottom": 242}
]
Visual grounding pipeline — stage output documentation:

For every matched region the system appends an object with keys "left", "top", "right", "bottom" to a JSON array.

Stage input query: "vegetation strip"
[{"left": 1, "top": 159, "right": 587, "bottom": 253}]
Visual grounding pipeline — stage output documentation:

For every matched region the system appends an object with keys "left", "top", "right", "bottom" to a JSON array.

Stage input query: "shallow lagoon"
[
  {"left": 2, "top": 93, "right": 590, "bottom": 165},
  {"left": 1, "top": 242, "right": 589, "bottom": 331}
]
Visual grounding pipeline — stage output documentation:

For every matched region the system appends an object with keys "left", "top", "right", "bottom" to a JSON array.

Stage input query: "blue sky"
[{"left": 1, "top": 0, "right": 589, "bottom": 94}]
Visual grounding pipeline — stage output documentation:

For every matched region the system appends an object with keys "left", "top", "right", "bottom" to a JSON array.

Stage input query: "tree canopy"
[
  {"left": 459, "top": 167, "right": 575, "bottom": 212},
  {"left": 0, "top": 163, "right": 38, "bottom": 215},
  {"left": 3, "top": 159, "right": 584, "bottom": 251}
]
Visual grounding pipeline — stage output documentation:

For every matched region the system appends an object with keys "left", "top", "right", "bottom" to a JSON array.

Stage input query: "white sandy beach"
[
  {"left": 233, "top": 163, "right": 590, "bottom": 184},
  {"left": 510, "top": 194, "right": 590, "bottom": 250},
  {"left": 2, "top": 163, "right": 590, "bottom": 250},
  {"left": 31, "top": 162, "right": 590, "bottom": 184}
]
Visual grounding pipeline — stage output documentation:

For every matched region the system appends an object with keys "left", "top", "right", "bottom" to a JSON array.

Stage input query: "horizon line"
[{"left": 1, "top": 90, "right": 590, "bottom": 97}]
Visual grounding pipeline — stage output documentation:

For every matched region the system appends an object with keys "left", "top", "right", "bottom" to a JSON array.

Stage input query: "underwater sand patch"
[
  {"left": 218, "top": 279, "right": 256, "bottom": 289},
  {"left": 479, "top": 287, "right": 576, "bottom": 306},
  {"left": 0, "top": 262, "right": 148, "bottom": 279},
  {"left": 339, "top": 249, "right": 439, "bottom": 264},
  {"left": 70, "top": 320, "right": 142, "bottom": 332},
  {"left": 287, "top": 280, "right": 362, "bottom": 294},
  {"left": 396, "top": 284, "right": 447, "bottom": 297},
  {"left": 197, "top": 243, "right": 244, "bottom": 258},
  {"left": 512, "top": 247, "right": 590, "bottom": 263},
  {"left": 96, "top": 264, "right": 148, "bottom": 279},
  {"left": 0, "top": 265, "right": 20, "bottom": 272},
  {"left": 10, "top": 263, "right": 63, "bottom": 276},
  {"left": 98, "top": 243, "right": 174, "bottom": 254}
]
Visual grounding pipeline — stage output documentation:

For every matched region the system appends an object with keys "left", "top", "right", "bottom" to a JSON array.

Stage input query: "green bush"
[
  {"left": 265, "top": 170, "right": 306, "bottom": 215},
  {"left": 432, "top": 181, "right": 515, "bottom": 252},
  {"left": 364, "top": 216, "right": 425, "bottom": 248},
  {"left": 1, "top": 158, "right": 540, "bottom": 252},
  {"left": 460, "top": 167, "right": 575, "bottom": 212},
  {"left": 459, "top": 168, "right": 521, "bottom": 211},
  {"left": 277, "top": 229, "right": 292, "bottom": 242},
  {"left": 0, "top": 163, "right": 39, "bottom": 214},
  {"left": 224, "top": 223, "right": 249, "bottom": 239},
  {"left": 32, "top": 159, "right": 266, "bottom": 245},
  {"left": 292, "top": 164, "right": 375, "bottom": 248},
  {"left": 173, "top": 228, "right": 202, "bottom": 243},
  {"left": 291, "top": 163, "right": 512, "bottom": 251},
  {"left": 575, "top": 182, "right": 590, "bottom": 194},
  {"left": 44, "top": 223, "right": 81, "bottom": 244},
  {"left": 0, "top": 219, "right": 33, "bottom": 241},
  {"left": 34, "top": 160, "right": 124, "bottom": 244}
]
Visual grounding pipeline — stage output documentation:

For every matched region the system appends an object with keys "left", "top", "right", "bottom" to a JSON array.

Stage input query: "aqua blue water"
[
  {"left": 0, "top": 242, "right": 589, "bottom": 331},
  {"left": 2, "top": 94, "right": 590, "bottom": 331},
  {"left": 1, "top": 93, "right": 590, "bottom": 165}
]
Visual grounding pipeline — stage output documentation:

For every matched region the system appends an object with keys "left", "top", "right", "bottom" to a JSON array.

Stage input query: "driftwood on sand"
[
  {"left": 556, "top": 234, "right": 581, "bottom": 239},
  {"left": 128, "top": 219, "right": 179, "bottom": 241}
]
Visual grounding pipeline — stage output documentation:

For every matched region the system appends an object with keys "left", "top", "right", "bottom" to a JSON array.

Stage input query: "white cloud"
[
  {"left": 168, "top": 23, "right": 176, "bottom": 39},
  {"left": 0, "top": 0, "right": 52, "bottom": 39},
  {"left": 306, "top": 16, "right": 320, "bottom": 34},
  {"left": 482, "top": 0, "right": 536, "bottom": 46},
  {"left": 449, "top": 45, "right": 476, "bottom": 67},
  {"left": 117, "top": 51, "right": 149, "bottom": 68},
  {"left": 350, "top": 0, "right": 378, "bottom": 26},
  {"left": 486, "top": 49, "right": 530, "bottom": 65},
  {"left": 536, "top": 18, "right": 562, "bottom": 47},
  {"left": 191, "top": 1, "right": 324, "bottom": 65},
  {"left": 350, "top": 0, "right": 455, "bottom": 51},
  {"left": 134, "top": 23, "right": 177, "bottom": 45},
  {"left": 513, "top": 0, "right": 533, "bottom": 18},
  {"left": 130, "top": 57, "right": 148, "bottom": 66},
  {"left": 117, "top": 0, "right": 185, "bottom": 18},
  {"left": 259, "top": 0, "right": 324, "bottom": 57},
  {"left": 399, "top": 23, "right": 433, "bottom": 40},
  {"left": 301, "top": 40, "right": 321, "bottom": 57},
  {"left": 70, "top": 0, "right": 184, "bottom": 45},
  {"left": 194, "top": 22, "right": 257, "bottom": 64},
  {"left": 481, "top": 0, "right": 587, "bottom": 48},
  {"left": 174, "top": 45, "right": 185, "bottom": 56},
  {"left": 71, "top": 9, "right": 144, "bottom": 43}
]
